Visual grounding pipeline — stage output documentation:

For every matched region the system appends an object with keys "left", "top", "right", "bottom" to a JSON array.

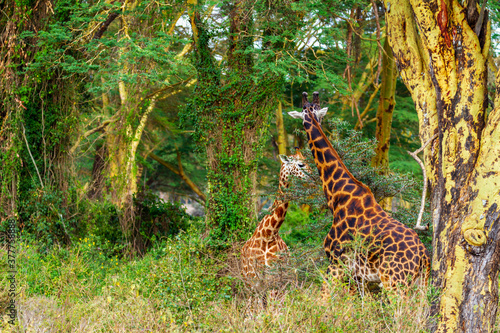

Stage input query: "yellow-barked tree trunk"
[{"left": 383, "top": 0, "right": 500, "bottom": 332}]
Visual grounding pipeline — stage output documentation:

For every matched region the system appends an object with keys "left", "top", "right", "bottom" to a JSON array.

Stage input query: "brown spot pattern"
[
  {"left": 241, "top": 151, "right": 308, "bottom": 281},
  {"left": 299, "top": 92, "right": 430, "bottom": 293}
]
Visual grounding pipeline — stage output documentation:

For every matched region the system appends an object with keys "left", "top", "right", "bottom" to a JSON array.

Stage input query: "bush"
[
  {"left": 151, "top": 229, "right": 233, "bottom": 320},
  {"left": 133, "top": 190, "right": 190, "bottom": 251},
  {"left": 0, "top": 226, "right": 235, "bottom": 330},
  {"left": 16, "top": 185, "right": 86, "bottom": 249},
  {"left": 84, "top": 200, "right": 122, "bottom": 251}
]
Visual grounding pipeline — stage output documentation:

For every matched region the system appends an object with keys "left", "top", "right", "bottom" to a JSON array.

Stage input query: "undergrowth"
[{"left": 0, "top": 225, "right": 440, "bottom": 333}]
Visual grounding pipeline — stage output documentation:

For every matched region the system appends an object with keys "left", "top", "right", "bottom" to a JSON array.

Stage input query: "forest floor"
[{"left": 0, "top": 228, "right": 491, "bottom": 332}]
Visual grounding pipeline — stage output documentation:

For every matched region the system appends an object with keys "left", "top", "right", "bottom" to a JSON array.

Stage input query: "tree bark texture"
[
  {"left": 104, "top": 88, "right": 157, "bottom": 251},
  {"left": 149, "top": 151, "right": 206, "bottom": 203},
  {"left": 384, "top": 0, "right": 500, "bottom": 332},
  {"left": 88, "top": 144, "right": 107, "bottom": 200}
]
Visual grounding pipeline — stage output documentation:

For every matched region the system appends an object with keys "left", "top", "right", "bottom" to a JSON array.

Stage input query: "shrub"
[
  {"left": 133, "top": 190, "right": 190, "bottom": 252},
  {"left": 17, "top": 185, "right": 86, "bottom": 249}
]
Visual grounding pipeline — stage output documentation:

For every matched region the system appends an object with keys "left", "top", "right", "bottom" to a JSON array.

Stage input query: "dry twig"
[{"left": 407, "top": 134, "right": 438, "bottom": 230}]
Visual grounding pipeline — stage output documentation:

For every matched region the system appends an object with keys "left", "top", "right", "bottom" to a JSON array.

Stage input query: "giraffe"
[
  {"left": 240, "top": 150, "right": 310, "bottom": 281},
  {"left": 289, "top": 92, "right": 430, "bottom": 295}
]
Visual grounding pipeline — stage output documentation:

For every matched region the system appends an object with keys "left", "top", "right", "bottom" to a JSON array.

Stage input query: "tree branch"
[
  {"left": 70, "top": 115, "right": 117, "bottom": 155},
  {"left": 149, "top": 152, "right": 206, "bottom": 203},
  {"left": 93, "top": 11, "right": 120, "bottom": 40},
  {"left": 0, "top": 109, "right": 9, "bottom": 139},
  {"left": 187, "top": 0, "right": 199, "bottom": 44},
  {"left": 407, "top": 133, "right": 438, "bottom": 231},
  {"left": 474, "top": 0, "right": 488, "bottom": 37},
  {"left": 143, "top": 76, "right": 195, "bottom": 100},
  {"left": 21, "top": 123, "right": 44, "bottom": 188}
]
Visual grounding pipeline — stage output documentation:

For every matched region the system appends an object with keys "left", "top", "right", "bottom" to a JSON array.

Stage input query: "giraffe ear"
[
  {"left": 288, "top": 111, "right": 303, "bottom": 120},
  {"left": 279, "top": 155, "right": 288, "bottom": 164},
  {"left": 317, "top": 107, "right": 328, "bottom": 119}
]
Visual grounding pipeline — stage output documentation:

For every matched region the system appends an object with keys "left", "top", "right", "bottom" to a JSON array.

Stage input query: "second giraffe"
[{"left": 241, "top": 150, "right": 310, "bottom": 282}]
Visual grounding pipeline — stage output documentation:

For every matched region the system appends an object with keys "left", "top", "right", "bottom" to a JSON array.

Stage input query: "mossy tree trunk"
[
  {"left": 191, "top": 0, "right": 297, "bottom": 244},
  {"left": 100, "top": 5, "right": 157, "bottom": 252},
  {"left": 193, "top": 5, "right": 265, "bottom": 243},
  {"left": 0, "top": 0, "right": 78, "bottom": 223},
  {"left": 384, "top": 0, "right": 500, "bottom": 331}
]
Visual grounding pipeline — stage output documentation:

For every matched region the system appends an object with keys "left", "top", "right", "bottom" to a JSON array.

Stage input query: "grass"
[{"left": 0, "top": 229, "right": 436, "bottom": 332}]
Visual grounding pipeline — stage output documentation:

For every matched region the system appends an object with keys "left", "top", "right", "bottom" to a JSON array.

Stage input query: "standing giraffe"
[
  {"left": 241, "top": 150, "right": 310, "bottom": 281},
  {"left": 289, "top": 92, "right": 430, "bottom": 295}
]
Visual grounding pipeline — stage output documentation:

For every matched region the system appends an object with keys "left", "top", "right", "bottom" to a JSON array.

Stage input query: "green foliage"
[
  {"left": 0, "top": 106, "right": 22, "bottom": 217},
  {"left": 5, "top": 0, "right": 500, "bottom": 330},
  {"left": 279, "top": 203, "right": 316, "bottom": 243},
  {"left": 16, "top": 186, "right": 84, "bottom": 249},
  {"left": 12, "top": 235, "right": 126, "bottom": 299},
  {"left": 0, "top": 232, "right": 433, "bottom": 332},
  {"left": 392, "top": 201, "right": 433, "bottom": 253},
  {"left": 3, "top": 227, "right": 233, "bottom": 325},
  {"left": 282, "top": 118, "right": 418, "bottom": 210},
  {"left": 388, "top": 84, "right": 423, "bottom": 175},
  {"left": 134, "top": 191, "right": 190, "bottom": 249},
  {"left": 2, "top": 0, "right": 428, "bottom": 254},
  {"left": 0, "top": 0, "right": 84, "bottom": 250},
  {"left": 14, "top": 184, "right": 192, "bottom": 253},
  {"left": 83, "top": 199, "right": 122, "bottom": 252},
  {"left": 151, "top": 230, "right": 233, "bottom": 319},
  {"left": 273, "top": 117, "right": 427, "bottom": 256},
  {"left": 328, "top": 118, "right": 418, "bottom": 201},
  {"left": 490, "top": 2, "right": 500, "bottom": 49}
]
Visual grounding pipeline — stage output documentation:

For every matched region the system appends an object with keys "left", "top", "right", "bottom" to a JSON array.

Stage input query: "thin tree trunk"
[
  {"left": 88, "top": 144, "right": 107, "bottom": 200},
  {"left": 372, "top": 37, "right": 397, "bottom": 210},
  {"left": 276, "top": 101, "right": 287, "bottom": 155},
  {"left": 149, "top": 152, "right": 206, "bottom": 203}
]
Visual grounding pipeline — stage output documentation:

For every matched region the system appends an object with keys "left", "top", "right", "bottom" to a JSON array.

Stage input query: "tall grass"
[{"left": 0, "top": 229, "right": 459, "bottom": 332}]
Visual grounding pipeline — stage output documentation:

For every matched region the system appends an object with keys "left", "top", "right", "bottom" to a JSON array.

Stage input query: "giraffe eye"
[{"left": 298, "top": 163, "right": 305, "bottom": 168}]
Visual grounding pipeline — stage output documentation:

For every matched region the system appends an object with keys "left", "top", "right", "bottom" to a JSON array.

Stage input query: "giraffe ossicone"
[
  {"left": 291, "top": 91, "right": 430, "bottom": 296},
  {"left": 288, "top": 91, "right": 328, "bottom": 124}
]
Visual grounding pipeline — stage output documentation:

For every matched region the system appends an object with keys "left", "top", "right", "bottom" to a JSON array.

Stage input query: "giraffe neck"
[
  {"left": 253, "top": 198, "right": 289, "bottom": 240},
  {"left": 251, "top": 164, "right": 293, "bottom": 240},
  {"left": 303, "top": 111, "right": 374, "bottom": 212}
]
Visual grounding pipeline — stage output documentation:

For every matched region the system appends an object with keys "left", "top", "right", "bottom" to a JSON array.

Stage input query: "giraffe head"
[
  {"left": 288, "top": 92, "right": 328, "bottom": 124},
  {"left": 278, "top": 150, "right": 310, "bottom": 189}
]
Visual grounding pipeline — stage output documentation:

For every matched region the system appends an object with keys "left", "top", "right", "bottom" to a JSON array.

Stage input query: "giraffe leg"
[
  {"left": 378, "top": 266, "right": 409, "bottom": 300},
  {"left": 321, "top": 263, "right": 347, "bottom": 300},
  {"left": 349, "top": 275, "right": 366, "bottom": 296},
  {"left": 321, "top": 264, "right": 333, "bottom": 301}
]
